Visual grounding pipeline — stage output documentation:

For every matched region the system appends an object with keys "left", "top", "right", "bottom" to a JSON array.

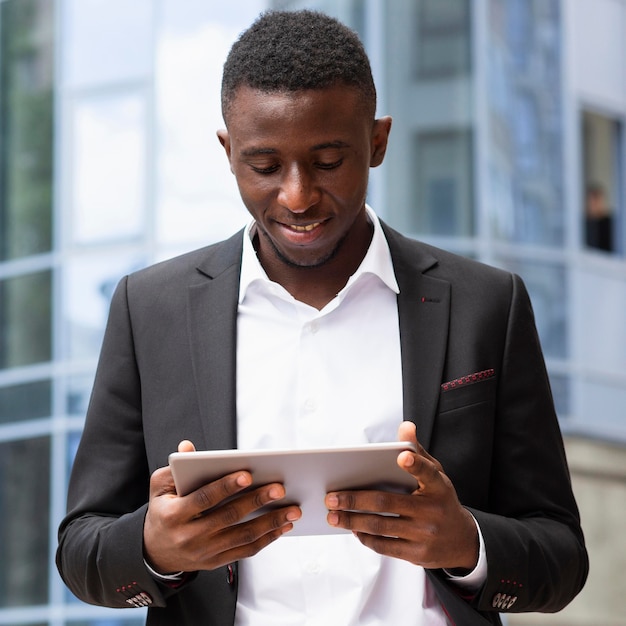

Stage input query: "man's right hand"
[{"left": 143, "top": 440, "right": 301, "bottom": 574}]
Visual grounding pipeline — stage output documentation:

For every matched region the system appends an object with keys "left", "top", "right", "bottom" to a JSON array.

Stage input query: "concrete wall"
[{"left": 509, "top": 436, "right": 626, "bottom": 625}]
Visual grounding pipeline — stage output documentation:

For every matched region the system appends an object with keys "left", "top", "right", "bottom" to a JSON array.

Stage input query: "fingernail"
[
  {"left": 326, "top": 494, "right": 338, "bottom": 508},
  {"left": 328, "top": 512, "right": 339, "bottom": 525},
  {"left": 400, "top": 452, "right": 415, "bottom": 467},
  {"left": 236, "top": 473, "right": 251, "bottom": 487},
  {"left": 269, "top": 486, "right": 284, "bottom": 500},
  {"left": 287, "top": 509, "right": 301, "bottom": 521}
]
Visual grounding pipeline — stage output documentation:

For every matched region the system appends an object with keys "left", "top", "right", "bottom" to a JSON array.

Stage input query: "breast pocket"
[
  {"left": 438, "top": 371, "right": 497, "bottom": 414},
  {"left": 431, "top": 374, "right": 497, "bottom": 507}
]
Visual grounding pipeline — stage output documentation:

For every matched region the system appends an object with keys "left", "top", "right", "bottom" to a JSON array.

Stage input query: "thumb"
[
  {"left": 178, "top": 439, "right": 196, "bottom": 453},
  {"left": 150, "top": 440, "right": 197, "bottom": 498}
]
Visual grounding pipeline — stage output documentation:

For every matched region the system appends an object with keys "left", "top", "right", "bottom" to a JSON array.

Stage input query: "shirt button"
[
  {"left": 305, "top": 561, "right": 321, "bottom": 574},
  {"left": 304, "top": 398, "right": 316, "bottom": 412}
]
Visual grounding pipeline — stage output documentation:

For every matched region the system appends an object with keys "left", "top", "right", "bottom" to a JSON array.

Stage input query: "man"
[{"left": 57, "top": 10, "right": 588, "bottom": 625}]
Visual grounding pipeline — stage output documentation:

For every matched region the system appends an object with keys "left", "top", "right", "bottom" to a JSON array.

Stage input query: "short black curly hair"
[{"left": 221, "top": 10, "right": 376, "bottom": 122}]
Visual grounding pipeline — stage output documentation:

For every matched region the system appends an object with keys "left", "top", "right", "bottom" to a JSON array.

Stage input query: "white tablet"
[{"left": 169, "top": 441, "right": 417, "bottom": 536}]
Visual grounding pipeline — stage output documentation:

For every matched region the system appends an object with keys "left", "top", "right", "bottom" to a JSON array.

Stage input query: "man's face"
[{"left": 218, "top": 85, "right": 391, "bottom": 274}]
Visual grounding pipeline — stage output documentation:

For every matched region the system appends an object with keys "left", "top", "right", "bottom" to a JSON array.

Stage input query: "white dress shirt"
[{"left": 234, "top": 207, "right": 485, "bottom": 625}]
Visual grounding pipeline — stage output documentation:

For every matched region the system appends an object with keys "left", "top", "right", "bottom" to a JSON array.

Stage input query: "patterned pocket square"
[{"left": 441, "top": 368, "right": 495, "bottom": 392}]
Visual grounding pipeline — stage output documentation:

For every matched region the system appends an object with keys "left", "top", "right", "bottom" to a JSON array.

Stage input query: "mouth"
[{"left": 287, "top": 222, "right": 322, "bottom": 232}]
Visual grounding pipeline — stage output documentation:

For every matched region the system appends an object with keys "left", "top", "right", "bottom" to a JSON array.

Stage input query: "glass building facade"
[{"left": 0, "top": 0, "right": 624, "bottom": 623}]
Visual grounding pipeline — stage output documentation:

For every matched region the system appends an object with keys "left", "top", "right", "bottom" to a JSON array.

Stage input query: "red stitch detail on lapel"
[{"left": 441, "top": 368, "right": 495, "bottom": 391}]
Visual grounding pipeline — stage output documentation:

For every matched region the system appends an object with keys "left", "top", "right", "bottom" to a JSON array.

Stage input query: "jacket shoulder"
[
  {"left": 381, "top": 221, "right": 514, "bottom": 290},
  {"left": 126, "top": 229, "right": 244, "bottom": 291}
]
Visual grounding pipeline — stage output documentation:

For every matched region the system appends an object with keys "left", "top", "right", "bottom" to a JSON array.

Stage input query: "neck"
[{"left": 255, "top": 218, "right": 374, "bottom": 310}]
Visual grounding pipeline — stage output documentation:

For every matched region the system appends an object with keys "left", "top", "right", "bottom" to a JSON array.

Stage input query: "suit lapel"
[
  {"left": 383, "top": 224, "right": 450, "bottom": 451},
  {"left": 185, "top": 224, "right": 450, "bottom": 454},
  {"left": 187, "top": 232, "right": 243, "bottom": 451}
]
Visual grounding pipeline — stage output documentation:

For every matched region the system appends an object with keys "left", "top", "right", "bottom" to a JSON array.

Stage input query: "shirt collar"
[{"left": 239, "top": 206, "right": 399, "bottom": 304}]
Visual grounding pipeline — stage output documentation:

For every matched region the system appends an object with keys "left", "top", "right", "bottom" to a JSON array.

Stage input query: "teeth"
[{"left": 289, "top": 222, "right": 320, "bottom": 232}]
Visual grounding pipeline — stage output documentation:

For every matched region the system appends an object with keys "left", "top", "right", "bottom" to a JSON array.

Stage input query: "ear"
[
  {"left": 216, "top": 129, "right": 234, "bottom": 173},
  {"left": 217, "top": 128, "right": 231, "bottom": 159},
  {"left": 370, "top": 116, "right": 392, "bottom": 168}
]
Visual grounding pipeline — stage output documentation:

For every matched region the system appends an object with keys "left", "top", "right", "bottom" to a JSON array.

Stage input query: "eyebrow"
[
  {"left": 241, "top": 147, "right": 277, "bottom": 157},
  {"left": 240, "top": 140, "right": 350, "bottom": 158},
  {"left": 311, "top": 140, "right": 351, "bottom": 151}
]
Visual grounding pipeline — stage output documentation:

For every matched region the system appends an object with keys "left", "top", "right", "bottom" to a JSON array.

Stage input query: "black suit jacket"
[{"left": 57, "top": 223, "right": 588, "bottom": 625}]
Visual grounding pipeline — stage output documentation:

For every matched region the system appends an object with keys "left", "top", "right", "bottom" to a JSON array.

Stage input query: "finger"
[
  {"left": 150, "top": 441, "right": 196, "bottom": 499},
  {"left": 198, "top": 513, "right": 299, "bottom": 570},
  {"left": 199, "top": 482, "right": 302, "bottom": 536},
  {"left": 397, "top": 420, "right": 418, "bottom": 445},
  {"left": 397, "top": 421, "right": 439, "bottom": 465},
  {"left": 353, "top": 532, "right": 437, "bottom": 567},
  {"left": 178, "top": 439, "right": 197, "bottom": 453},
  {"left": 181, "top": 470, "right": 254, "bottom": 517},
  {"left": 149, "top": 465, "right": 178, "bottom": 498},
  {"left": 327, "top": 508, "right": 404, "bottom": 538},
  {"left": 326, "top": 490, "right": 421, "bottom": 517},
  {"left": 207, "top": 503, "right": 302, "bottom": 550},
  {"left": 397, "top": 422, "right": 445, "bottom": 491},
  {"left": 185, "top": 475, "right": 296, "bottom": 524}
]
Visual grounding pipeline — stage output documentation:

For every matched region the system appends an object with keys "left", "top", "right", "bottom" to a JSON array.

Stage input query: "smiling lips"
[{"left": 287, "top": 222, "right": 322, "bottom": 232}]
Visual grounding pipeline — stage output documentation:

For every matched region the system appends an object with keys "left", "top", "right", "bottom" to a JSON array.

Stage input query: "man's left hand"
[{"left": 325, "top": 421, "right": 479, "bottom": 571}]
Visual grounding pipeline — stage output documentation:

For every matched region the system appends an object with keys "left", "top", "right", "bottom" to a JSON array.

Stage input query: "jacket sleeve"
[
  {"left": 56, "top": 276, "right": 180, "bottom": 608},
  {"left": 470, "top": 274, "right": 588, "bottom": 613}
]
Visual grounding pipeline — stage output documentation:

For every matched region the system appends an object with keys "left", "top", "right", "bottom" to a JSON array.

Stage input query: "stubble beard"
[{"left": 259, "top": 227, "right": 346, "bottom": 270}]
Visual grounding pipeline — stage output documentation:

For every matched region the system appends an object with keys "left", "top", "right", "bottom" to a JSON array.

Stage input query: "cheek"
[{"left": 234, "top": 176, "right": 273, "bottom": 212}]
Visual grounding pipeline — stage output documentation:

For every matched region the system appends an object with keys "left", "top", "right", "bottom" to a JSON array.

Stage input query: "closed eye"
[
  {"left": 315, "top": 159, "right": 343, "bottom": 170},
  {"left": 250, "top": 164, "right": 280, "bottom": 174}
]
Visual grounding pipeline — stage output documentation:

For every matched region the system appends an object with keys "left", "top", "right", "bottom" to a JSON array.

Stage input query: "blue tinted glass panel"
[
  {"left": 0, "top": 0, "right": 54, "bottom": 261},
  {"left": 0, "top": 379, "right": 51, "bottom": 423},
  {"left": 0, "top": 436, "right": 50, "bottom": 606},
  {"left": 495, "top": 258, "right": 568, "bottom": 359},
  {"left": 487, "top": 0, "right": 564, "bottom": 246},
  {"left": 0, "top": 271, "right": 52, "bottom": 369}
]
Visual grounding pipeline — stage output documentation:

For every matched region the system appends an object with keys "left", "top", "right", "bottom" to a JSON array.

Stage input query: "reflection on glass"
[
  {"left": 411, "top": 130, "right": 474, "bottom": 236},
  {"left": 487, "top": 0, "right": 564, "bottom": 246},
  {"left": 64, "top": 255, "right": 145, "bottom": 359},
  {"left": 63, "top": 0, "right": 153, "bottom": 88},
  {"left": 0, "top": 436, "right": 50, "bottom": 606},
  {"left": 496, "top": 258, "right": 567, "bottom": 359},
  {"left": 71, "top": 94, "right": 146, "bottom": 245},
  {"left": 0, "top": 0, "right": 54, "bottom": 261},
  {"left": 0, "top": 270, "right": 52, "bottom": 369},
  {"left": 0, "top": 380, "right": 51, "bottom": 424}
]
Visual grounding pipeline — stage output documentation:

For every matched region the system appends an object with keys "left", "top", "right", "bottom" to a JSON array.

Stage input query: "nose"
[{"left": 277, "top": 164, "right": 320, "bottom": 213}]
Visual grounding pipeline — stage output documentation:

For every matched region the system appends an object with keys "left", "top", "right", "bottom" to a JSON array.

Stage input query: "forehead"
[{"left": 224, "top": 84, "right": 372, "bottom": 143}]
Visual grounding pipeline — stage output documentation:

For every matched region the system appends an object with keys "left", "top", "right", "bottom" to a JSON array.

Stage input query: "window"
[
  {"left": 62, "top": 0, "right": 153, "bottom": 89},
  {"left": 0, "top": 270, "right": 52, "bottom": 369},
  {"left": 0, "top": 436, "right": 50, "bottom": 607},
  {"left": 581, "top": 110, "right": 624, "bottom": 255},
  {"left": 63, "top": 253, "right": 143, "bottom": 359},
  {"left": 415, "top": 0, "right": 471, "bottom": 78},
  {"left": 0, "top": 0, "right": 54, "bottom": 261},
  {"left": 411, "top": 130, "right": 474, "bottom": 236},
  {"left": 495, "top": 258, "right": 567, "bottom": 359},
  {"left": 486, "top": 0, "right": 564, "bottom": 247},
  {"left": 70, "top": 93, "right": 147, "bottom": 245},
  {"left": 0, "top": 380, "right": 51, "bottom": 424}
]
